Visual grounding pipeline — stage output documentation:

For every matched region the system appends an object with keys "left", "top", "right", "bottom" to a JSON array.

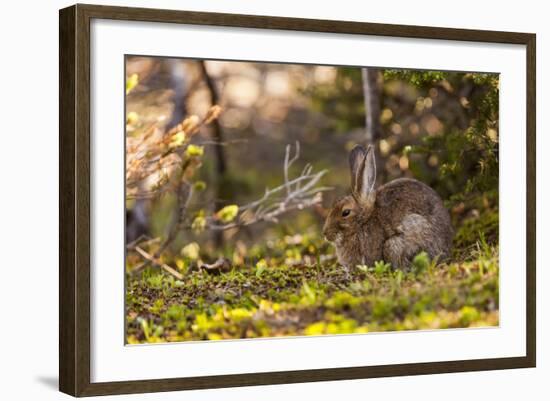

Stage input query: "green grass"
[{"left": 125, "top": 236, "right": 499, "bottom": 344}]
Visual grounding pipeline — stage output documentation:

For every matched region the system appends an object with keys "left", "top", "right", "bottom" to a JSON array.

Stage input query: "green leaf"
[
  {"left": 181, "top": 242, "right": 200, "bottom": 260},
  {"left": 193, "top": 180, "right": 207, "bottom": 191},
  {"left": 185, "top": 144, "right": 204, "bottom": 158},
  {"left": 216, "top": 205, "right": 239, "bottom": 223},
  {"left": 126, "top": 73, "right": 139, "bottom": 94},
  {"left": 191, "top": 211, "right": 206, "bottom": 233}
]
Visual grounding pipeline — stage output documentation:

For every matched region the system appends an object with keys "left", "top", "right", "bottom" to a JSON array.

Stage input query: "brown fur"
[{"left": 323, "top": 146, "right": 453, "bottom": 269}]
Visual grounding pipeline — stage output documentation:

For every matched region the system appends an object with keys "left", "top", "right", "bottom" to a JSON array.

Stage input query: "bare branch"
[
  {"left": 203, "top": 142, "right": 330, "bottom": 231},
  {"left": 129, "top": 141, "right": 331, "bottom": 278},
  {"left": 284, "top": 141, "right": 300, "bottom": 196},
  {"left": 195, "top": 138, "right": 249, "bottom": 147},
  {"left": 134, "top": 182, "right": 194, "bottom": 272}
]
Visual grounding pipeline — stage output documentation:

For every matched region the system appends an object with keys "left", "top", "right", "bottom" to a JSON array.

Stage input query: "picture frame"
[{"left": 59, "top": 3, "right": 536, "bottom": 397}]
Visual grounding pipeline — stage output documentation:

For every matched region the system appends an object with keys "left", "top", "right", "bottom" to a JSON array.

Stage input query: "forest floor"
[{"left": 126, "top": 224, "right": 499, "bottom": 343}]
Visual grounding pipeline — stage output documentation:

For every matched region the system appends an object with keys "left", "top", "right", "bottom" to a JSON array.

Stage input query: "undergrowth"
[{"left": 126, "top": 226, "right": 498, "bottom": 343}]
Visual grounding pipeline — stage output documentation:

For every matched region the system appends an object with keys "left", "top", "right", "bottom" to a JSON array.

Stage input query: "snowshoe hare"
[{"left": 323, "top": 145, "right": 453, "bottom": 269}]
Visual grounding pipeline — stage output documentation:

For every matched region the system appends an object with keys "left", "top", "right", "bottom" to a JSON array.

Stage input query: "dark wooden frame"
[{"left": 59, "top": 3, "right": 536, "bottom": 397}]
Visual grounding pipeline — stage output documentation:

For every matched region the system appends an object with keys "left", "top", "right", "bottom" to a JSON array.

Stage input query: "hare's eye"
[{"left": 342, "top": 209, "right": 351, "bottom": 217}]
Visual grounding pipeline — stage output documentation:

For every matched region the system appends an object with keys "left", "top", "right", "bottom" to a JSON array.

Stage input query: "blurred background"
[{"left": 125, "top": 56, "right": 499, "bottom": 262}]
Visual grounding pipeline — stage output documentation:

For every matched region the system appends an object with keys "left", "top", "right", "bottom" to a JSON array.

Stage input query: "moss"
[{"left": 126, "top": 239, "right": 499, "bottom": 343}]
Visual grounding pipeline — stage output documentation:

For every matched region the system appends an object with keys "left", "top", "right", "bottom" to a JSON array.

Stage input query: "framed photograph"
[{"left": 59, "top": 4, "right": 536, "bottom": 397}]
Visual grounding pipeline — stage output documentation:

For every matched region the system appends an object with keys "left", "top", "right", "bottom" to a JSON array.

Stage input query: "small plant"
[
  {"left": 255, "top": 259, "right": 267, "bottom": 278},
  {"left": 373, "top": 260, "right": 392, "bottom": 275},
  {"left": 412, "top": 251, "right": 430, "bottom": 273}
]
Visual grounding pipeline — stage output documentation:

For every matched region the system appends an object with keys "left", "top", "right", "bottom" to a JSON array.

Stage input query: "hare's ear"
[
  {"left": 349, "top": 145, "right": 366, "bottom": 195},
  {"left": 349, "top": 144, "right": 376, "bottom": 205}
]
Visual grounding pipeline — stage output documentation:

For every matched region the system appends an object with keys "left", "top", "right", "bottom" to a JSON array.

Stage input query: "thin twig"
[
  {"left": 201, "top": 142, "right": 330, "bottom": 231},
  {"left": 134, "top": 246, "right": 183, "bottom": 280},
  {"left": 283, "top": 141, "right": 300, "bottom": 196},
  {"left": 126, "top": 107, "right": 220, "bottom": 200},
  {"left": 125, "top": 235, "right": 161, "bottom": 250},
  {"left": 134, "top": 182, "right": 194, "bottom": 272},
  {"left": 195, "top": 138, "right": 249, "bottom": 147}
]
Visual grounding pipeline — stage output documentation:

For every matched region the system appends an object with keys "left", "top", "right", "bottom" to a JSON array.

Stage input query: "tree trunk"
[
  {"left": 126, "top": 198, "right": 149, "bottom": 244},
  {"left": 362, "top": 67, "right": 381, "bottom": 146},
  {"left": 199, "top": 61, "right": 227, "bottom": 247},
  {"left": 166, "top": 59, "right": 189, "bottom": 130}
]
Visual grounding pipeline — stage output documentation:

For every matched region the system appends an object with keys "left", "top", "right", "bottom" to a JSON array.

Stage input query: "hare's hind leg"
[
  {"left": 383, "top": 235, "right": 412, "bottom": 268},
  {"left": 383, "top": 213, "right": 432, "bottom": 269}
]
